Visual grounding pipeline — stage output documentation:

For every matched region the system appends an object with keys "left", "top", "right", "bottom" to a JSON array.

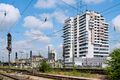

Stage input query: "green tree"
[
  {"left": 39, "top": 60, "right": 52, "bottom": 72},
  {"left": 106, "top": 48, "right": 120, "bottom": 80}
]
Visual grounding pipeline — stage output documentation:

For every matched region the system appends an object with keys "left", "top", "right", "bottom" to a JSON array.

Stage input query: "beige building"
[{"left": 31, "top": 55, "right": 44, "bottom": 68}]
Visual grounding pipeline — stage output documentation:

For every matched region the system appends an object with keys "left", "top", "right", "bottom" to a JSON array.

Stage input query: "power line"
[
  {"left": 31, "top": 1, "right": 120, "bottom": 40},
  {"left": 11, "top": 0, "right": 15, "bottom": 5},
  {"left": 24, "top": 28, "right": 63, "bottom": 44},
  {"left": 0, "top": 0, "right": 15, "bottom": 32},
  {"left": 8, "top": 0, "right": 33, "bottom": 32},
  {"left": 47, "top": 29, "right": 63, "bottom": 36},
  {"left": 100, "top": 1, "right": 120, "bottom": 14},
  {"left": 59, "top": 0, "right": 77, "bottom": 10},
  {"left": 21, "top": 0, "right": 33, "bottom": 15},
  {"left": 59, "top": 0, "right": 87, "bottom": 14},
  {"left": 60, "top": 0, "right": 120, "bottom": 16},
  {"left": 2, "top": 0, "right": 120, "bottom": 52},
  {"left": 5, "top": 0, "right": 120, "bottom": 44},
  {"left": 0, "top": 11, "right": 7, "bottom": 29},
  {"left": 48, "top": 1, "right": 120, "bottom": 37}
]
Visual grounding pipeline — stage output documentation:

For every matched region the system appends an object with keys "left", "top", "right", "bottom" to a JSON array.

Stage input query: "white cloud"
[
  {"left": 25, "top": 29, "right": 50, "bottom": 43},
  {"left": 34, "top": 0, "right": 56, "bottom": 9},
  {"left": 13, "top": 40, "right": 33, "bottom": 51},
  {"left": 56, "top": 43, "right": 63, "bottom": 59},
  {"left": 82, "top": 0, "right": 104, "bottom": 4},
  {"left": 59, "top": 43, "right": 63, "bottom": 48},
  {"left": 0, "top": 3, "right": 20, "bottom": 30},
  {"left": 39, "top": 13, "right": 52, "bottom": 21},
  {"left": 110, "top": 42, "right": 120, "bottom": 52},
  {"left": 112, "top": 15, "right": 120, "bottom": 31},
  {"left": 23, "top": 16, "right": 53, "bottom": 30},
  {"left": 39, "top": 11, "right": 68, "bottom": 24},
  {"left": 35, "top": 0, "right": 76, "bottom": 9},
  {"left": 53, "top": 11, "right": 68, "bottom": 24},
  {"left": 59, "top": 0, "right": 76, "bottom": 5},
  {"left": 34, "top": 0, "right": 104, "bottom": 9}
]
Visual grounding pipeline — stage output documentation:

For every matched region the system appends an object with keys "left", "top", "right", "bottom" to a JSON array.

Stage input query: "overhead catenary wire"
[
  {"left": 25, "top": 1, "right": 83, "bottom": 40},
  {"left": 0, "top": 0, "right": 15, "bottom": 32},
  {"left": 11, "top": 0, "right": 15, "bottom": 5},
  {"left": 2, "top": 0, "right": 120, "bottom": 35},
  {"left": 2, "top": 0, "right": 119, "bottom": 45},
  {"left": 18, "top": 0, "right": 120, "bottom": 41},
  {"left": 24, "top": 0, "right": 120, "bottom": 44},
  {"left": 47, "top": 1, "right": 120, "bottom": 36},
  {"left": 12, "top": 0, "right": 118, "bottom": 38},
  {"left": 59, "top": 0, "right": 77, "bottom": 10},
  {"left": 60, "top": 0, "right": 120, "bottom": 18},
  {"left": 60, "top": 0, "right": 87, "bottom": 14},
  {"left": 23, "top": 28, "right": 63, "bottom": 44},
  {"left": 100, "top": 1, "right": 120, "bottom": 14},
  {"left": 21, "top": 0, "right": 33, "bottom": 15},
  {"left": 1, "top": 0, "right": 120, "bottom": 57},
  {"left": 0, "top": 0, "right": 34, "bottom": 54},
  {"left": 0, "top": 11, "right": 7, "bottom": 29},
  {"left": 8, "top": 0, "right": 33, "bottom": 32}
]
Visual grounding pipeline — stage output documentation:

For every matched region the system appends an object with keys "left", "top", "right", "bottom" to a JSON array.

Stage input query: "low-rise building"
[{"left": 31, "top": 55, "right": 44, "bottom": 68}]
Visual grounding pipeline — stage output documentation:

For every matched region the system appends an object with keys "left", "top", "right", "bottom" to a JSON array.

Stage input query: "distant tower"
[
  {"left": 48, "top": 46, "right": 51, "bottom": 56},
  {"left": 48, "top": 46, "right": 55, "bottom": 61},
  {"left": 48, "top": 46, "right": 51, "bottom": 58},
  {"left": 30, "top": 50, "right": 32, "bottom": 67},
  {"left": 30, "top": 50, "right": 32, "bottom": 59},
  {"left": 15, "top": 52, "right": 18, "bottom": 60}
]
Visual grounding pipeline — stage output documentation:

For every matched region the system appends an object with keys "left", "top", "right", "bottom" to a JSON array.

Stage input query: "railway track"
[
  {"left": 0, "top": 67, "right": 107, "bottom": 80},
  {"left": 0, "top": 72, "right": 28, "bottom": 80},
  {"left": 54, "top": 68, "right": 106, "bottom": 74},
  {"left": 0, "top": 67, "right": 106, "bottom": 75}
]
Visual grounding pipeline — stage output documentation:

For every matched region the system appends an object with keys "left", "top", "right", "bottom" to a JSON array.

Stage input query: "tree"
[
  {"left": 38, "top": 60, "right": 52, "bottom": 72},
  {"left": 106, "top": 48, "right": 120, "bottom": 80}
]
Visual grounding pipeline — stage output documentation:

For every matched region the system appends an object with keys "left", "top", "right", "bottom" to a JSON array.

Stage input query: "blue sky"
[{"left": 0, "top": 0, "right": 120, "bottom": 62}]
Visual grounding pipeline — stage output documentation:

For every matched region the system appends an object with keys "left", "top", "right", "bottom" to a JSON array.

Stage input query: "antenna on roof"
[{"left": 76, "top": 0, "right": 88, "bottom": 15}]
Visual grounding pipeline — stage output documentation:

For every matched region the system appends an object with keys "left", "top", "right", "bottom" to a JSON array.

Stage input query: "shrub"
[
  {"left": 39, "top": 60, "right": 52, "bottom": 72},
  {"left": 106, "top": 48, "right": 120, "bottom": 80}
]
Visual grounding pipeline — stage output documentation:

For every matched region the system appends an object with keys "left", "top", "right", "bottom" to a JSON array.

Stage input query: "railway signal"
[{"left": 6, "top": 33, "right": 12, "bottom": 66}]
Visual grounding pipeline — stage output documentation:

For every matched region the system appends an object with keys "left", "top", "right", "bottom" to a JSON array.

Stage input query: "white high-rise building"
[{"left": 63, "top": 11, "right": 109, "bottom": 67}]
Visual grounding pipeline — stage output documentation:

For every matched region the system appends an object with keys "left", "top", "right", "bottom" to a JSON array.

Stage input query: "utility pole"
[
  {"left": 48, "top": 46, "right": 51, "bottom": 59},
  {"left": 63, "top": 45, "right": 65, "bottom": 68},
  {"left": 15, "top": 52, "right": 18, "bottom": 60},
  {"left": 2, "top": 57, "right": 4, "bottom": 66},
  {"left": 30, "top": 50, "right": 32, "bottom": 59},
  {"left": 15, "top": 52, "right": 18, "bottom": 67},
  {"left": 72, "top": 39, "right": 75, "bottom": 67},
  {"left": 30, "top": 50, "right": 32, "bottom": 67},
  {"left": 77, "top": 0, "right": 88, "bottom": 15},
  {"left": 6, "top": 33, "right": 12, "bottom": 66}
]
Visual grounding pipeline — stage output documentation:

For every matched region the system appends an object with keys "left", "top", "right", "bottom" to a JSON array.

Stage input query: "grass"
[
  {"left": 0, "top": 66, "right": 30, "bottom": 70},
  {"left": 0, "top": 66, "right": 106, "bottom": 79},
  {"left": 47, "top": 70, "right": 106, "bottom": 79}
]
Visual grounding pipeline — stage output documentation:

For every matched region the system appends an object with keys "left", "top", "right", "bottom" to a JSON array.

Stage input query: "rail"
[
  {"left": 0, "top": 67, "right": 106, "bottom": 80},
  {"left": 0, "top": 72, "right": 28, "bottom": 80}
]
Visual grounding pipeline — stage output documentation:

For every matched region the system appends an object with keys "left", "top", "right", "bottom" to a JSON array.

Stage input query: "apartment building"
[{"left": 63, "top": 11, "right": 109, "bottom": 67}]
